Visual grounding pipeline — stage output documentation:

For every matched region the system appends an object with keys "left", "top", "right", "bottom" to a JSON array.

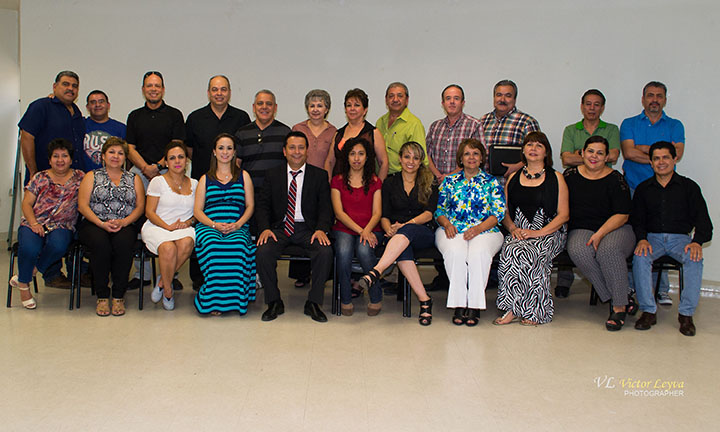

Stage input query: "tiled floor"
[{"left": 2, "top": 255, "right": 719, "bottom": 431}]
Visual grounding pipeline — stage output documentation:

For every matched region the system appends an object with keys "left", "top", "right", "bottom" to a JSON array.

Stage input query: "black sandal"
[
  {"left": 452, "top": 307, "right": 467, "bottom": 325},
  {"left": 626, "top": 294, "right": 639, "bottom": 316},
  {"left": 418, "top": 297, "right": 433, "bottom": 326},
  {"left": 606, "top": 309, "right": 627, "bottom": 331},
  {"left": 465, "top": 309, "right": 480, "bottom": 327},
  {"left": 358, "top": 268, "right": 381, "bottom": 292}
]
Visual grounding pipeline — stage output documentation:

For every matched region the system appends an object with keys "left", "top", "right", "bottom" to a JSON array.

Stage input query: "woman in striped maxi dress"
[{"left": 193, "top": 133, "right": 256, "bottom": 315}]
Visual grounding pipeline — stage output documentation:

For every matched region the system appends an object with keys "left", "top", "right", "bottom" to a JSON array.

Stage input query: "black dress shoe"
[
  {"left": 634, "top": 312, "right": 657, "bottom": 330},
  {"left": 261, "top": 300, "right": 285, "bottom": 321},
  {"left": 172, "top": 278, "right": 184, "bottom": 291},
  {"left": 304, "top": 301, "right": 328, "bottom": 323},
  {"left": 127, "top": 278, "right": 151, "bottom": 291},
  {"left": 678, "top": 314, "right": 696, "bottom": 336},
  {"left": 554, "top": 285, "right": 570, "bottom": 298}
]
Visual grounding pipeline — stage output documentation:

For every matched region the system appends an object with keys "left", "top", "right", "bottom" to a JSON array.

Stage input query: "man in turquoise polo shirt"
[
  {"left": 560, "top": 89, "right": 620, "bottom": 168},
  {"left": 376, "top": 82, "right": 427, "bottom": 174}
]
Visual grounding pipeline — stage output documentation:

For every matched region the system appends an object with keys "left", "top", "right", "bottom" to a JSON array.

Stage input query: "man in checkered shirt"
[
  {"left": 426, "top": 84, "right": 484, "bottom": 183},
  {"left": 480, "top": 79, "right": 540, "bottom": 180}
]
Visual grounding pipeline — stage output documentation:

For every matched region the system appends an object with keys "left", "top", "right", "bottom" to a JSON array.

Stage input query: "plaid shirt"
[
  {"left": 426, "top": 113, "right": 484, "bottom": 175},
  {"left": 480, "top": 106, "right": 539, "bottom": 148}
]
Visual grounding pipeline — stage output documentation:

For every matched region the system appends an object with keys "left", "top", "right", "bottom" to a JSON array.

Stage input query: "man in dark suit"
[{"left": 256, "top": 131, "right": 333, "bottom": 322}]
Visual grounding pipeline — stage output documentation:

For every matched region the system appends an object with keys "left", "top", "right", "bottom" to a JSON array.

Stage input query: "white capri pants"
[{"left": 435, "top": 228, "right": 504, "bottom": 309}]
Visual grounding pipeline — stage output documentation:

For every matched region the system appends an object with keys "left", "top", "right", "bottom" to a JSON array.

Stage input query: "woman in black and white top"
[{"left": 78, "top": 137, "right": 145, "bottom": 317}]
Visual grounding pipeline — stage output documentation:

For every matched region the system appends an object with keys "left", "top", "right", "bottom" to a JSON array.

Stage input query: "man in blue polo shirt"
[
  {"left": 83, "top": 90, "right": 126, "bottom": 170},
  {"left": 621, "top": 81, "right": 685, "bottom": 305},
  {"left": 17, "top": 70, "right": 86, "bottom": 289},
  {"left": 19, "top": 71, "right": 85, "bottom": 177}
]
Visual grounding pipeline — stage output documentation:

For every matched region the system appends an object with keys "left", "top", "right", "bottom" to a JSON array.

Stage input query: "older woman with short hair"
[
  {"left": 292, "top": 89, "right": 337, "bottom": 169},
  {"left": 435, "top": 139, "right": 505, "bottom": 326},
  {"left": 10, "top": 138, "right": 84, "bottom": 309}
]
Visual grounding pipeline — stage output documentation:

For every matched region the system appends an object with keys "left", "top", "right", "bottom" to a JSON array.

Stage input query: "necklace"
[
  {"left": 522, "top": 166, "right": 545, "bottom": 179},
  {"left": 170, "top": 175, "right": 185, "bottom": 193}
]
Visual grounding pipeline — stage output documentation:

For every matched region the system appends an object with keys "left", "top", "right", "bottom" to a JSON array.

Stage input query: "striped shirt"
[
  {"left": 426, "top": 113, "right": 484, "bottom": 175},
  {"left": 235, "top": 120, "right": 291, "bottom": 189}
]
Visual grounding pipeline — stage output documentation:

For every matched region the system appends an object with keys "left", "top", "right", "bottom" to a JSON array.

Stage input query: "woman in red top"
[{"left": 331, "top": 137, "right": 383, "bottom": 316}]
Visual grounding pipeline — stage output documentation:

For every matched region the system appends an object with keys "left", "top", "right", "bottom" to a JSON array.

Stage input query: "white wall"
[
  {"left": 16, "top": 0, "right": 720, "bottom": 279},
  {"left": 0, "top": 7, "right": 19, "bottom": 244}
]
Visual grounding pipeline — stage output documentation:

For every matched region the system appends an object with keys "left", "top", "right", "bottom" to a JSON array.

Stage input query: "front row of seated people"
[{"left": 11, "top": 132, "right": 712, "bottom": 335}]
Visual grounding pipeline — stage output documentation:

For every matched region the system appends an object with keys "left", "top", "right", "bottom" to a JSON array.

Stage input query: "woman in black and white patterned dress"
[{"left": 494, "top": 132, "right": 569, "bottom": 326}]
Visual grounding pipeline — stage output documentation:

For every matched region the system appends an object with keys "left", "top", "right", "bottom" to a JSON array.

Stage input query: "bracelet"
[{"left": 212, "top": 222, "right": 216, "bottom": 229}]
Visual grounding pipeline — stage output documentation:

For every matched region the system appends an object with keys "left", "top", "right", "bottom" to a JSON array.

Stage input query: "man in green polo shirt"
[
  {"left": 556, "top": 88, "right": 621, "bottom": 298},
  {"left": 560, "top": 89, "right": 620, "bottom": 168},
  {"left": 376, "top": 82, "right": 427, "bottom": 174}
]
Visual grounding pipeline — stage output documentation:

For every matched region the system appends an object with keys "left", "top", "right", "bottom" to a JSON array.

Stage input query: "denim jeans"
[
  {"left": 17, "top": 225, "right": 73, "bottom": 284},
  {"left": 333, "top": 230, "right": 383, "bottom": 304},
  {"left": 632, "top": 233, "right": 703, "bottom": 316}
]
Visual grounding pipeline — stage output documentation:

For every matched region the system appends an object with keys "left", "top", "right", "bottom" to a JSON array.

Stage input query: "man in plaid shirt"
[
  {"left": 426, "top": 84, "right": 484, "bottom": 183},
  {"left": 480, "top": 79, "right": 540, "bottom": 179}
]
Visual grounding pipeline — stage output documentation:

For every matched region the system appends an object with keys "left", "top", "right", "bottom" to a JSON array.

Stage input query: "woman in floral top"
[
  {"left": 10, "top": 138, "right": 84, "bottom": 309},
  {"left": 435, "top": 139, "right": 506, "bottom": 326}
]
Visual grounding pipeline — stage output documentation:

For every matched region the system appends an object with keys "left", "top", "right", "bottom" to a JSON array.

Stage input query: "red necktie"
[{"left": 284, "top": 170, "right": 301, "bottom": 236}]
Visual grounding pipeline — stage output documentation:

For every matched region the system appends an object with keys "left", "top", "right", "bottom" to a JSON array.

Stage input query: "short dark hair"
[
  {"left": 47, "top": 138, "right": 74, "bottom": 161},
  {"left": 521, "top": 131, "right": 553, "bottom": 168},
  {"left": 284, "top": 131, "right": 308, "bottom": 148},
  {"left": 649, "top": 141, "right": 676, "bottom": 159},
  {"left": 456, "top": 139, "right": 485, "bottom": 169},
  {"left": 86, "top": 89, "right": 109, "bottom": 104},
  {"left": 643, "top": 81, "right": 667, "bottom": 96},
  {"left": 55, "top": 71, "right": 79, "bottom": 83},
  {"left": 581, "top": 89, "right": 606, "bottom": 105},
  {"left": 583, "top": 135, "right": 609, "bottom": 153},
  {"left": 493, "top": 79, "right": 517, "bottom": 98},
  {"left": 165, "top": 139, "right": 188, "bottom": 159},
  {"left": 344, "top": 88, "right": 369, "bottom": 109},
  {"left": 143, "top": 71, "right": 164, "bottom": 86},
  {"left": 442, "top": 84, "right": 465, "bottom": 101}
]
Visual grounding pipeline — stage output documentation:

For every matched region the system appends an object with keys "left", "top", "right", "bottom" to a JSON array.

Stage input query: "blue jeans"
[
  {"left": 334, "top": 230, "right": 383, "bottom": 304},
  {"left": 17, "top": 226, "right": 73, "bottom": 284},
  {"left": 632, "top": 233, "right": 703, "bottom": 316}
]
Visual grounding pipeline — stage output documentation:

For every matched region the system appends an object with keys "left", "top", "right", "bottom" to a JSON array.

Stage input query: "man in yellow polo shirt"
[{"left": 376, "top": 82, "right": 427, "bottom": 174}]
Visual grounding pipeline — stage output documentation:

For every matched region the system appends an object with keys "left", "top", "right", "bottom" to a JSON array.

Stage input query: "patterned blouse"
[
  {"left": 89, "top": 168, "right": 137, "bottom": 221},
  {"left": 21, "top": 169, "right": 84, "bottom": 232},
  {"left": 434, "top": 170, "right": 506, "bottom": 234}
]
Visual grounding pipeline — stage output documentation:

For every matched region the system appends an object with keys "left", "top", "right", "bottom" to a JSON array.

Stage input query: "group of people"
[{"left": 12, "top": 71, "right": 713, "bottom": 336}]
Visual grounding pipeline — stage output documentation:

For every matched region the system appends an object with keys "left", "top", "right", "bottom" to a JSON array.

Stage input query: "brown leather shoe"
[
  {"left": 634, "top": 312, "right": 657, "bottom": 330},
  {"left": 678, "top": 314, "right": 696, "bottom": 336}
]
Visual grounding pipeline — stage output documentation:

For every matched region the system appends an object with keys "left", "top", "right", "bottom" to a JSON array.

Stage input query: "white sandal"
[{"left": 10, "top": 275, "right": 37, "bottom": 309}]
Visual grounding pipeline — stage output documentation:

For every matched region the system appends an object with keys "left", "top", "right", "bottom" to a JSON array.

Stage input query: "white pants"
[{"left": 435, "top": 229, "right": 503, "bottom": 309}]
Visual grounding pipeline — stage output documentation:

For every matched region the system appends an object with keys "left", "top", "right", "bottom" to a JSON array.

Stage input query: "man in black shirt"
[
  {"left": 127, "top": 71, "right": 185, "bottom": 188},
  {"left": 185, "top": 75, "right": 251, "bottom": 290},
  {"left": 631, "top": 141, "right": 713, "bottom": 336},
  {"left": 126, "top": 71, "right": 185, "bottom": 289}
]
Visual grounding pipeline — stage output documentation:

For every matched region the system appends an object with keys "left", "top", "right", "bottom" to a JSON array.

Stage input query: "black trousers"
[
  {"left": 256, "top": 223, "right": 333, "bottom": 305},
  {"left": 79, "top": 221, "right": 136, "bottom": 299}
]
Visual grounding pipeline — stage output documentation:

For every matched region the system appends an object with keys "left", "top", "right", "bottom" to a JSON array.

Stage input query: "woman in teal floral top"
[{"left": 435, "top": 139, "right": 505, "bottom": 326}]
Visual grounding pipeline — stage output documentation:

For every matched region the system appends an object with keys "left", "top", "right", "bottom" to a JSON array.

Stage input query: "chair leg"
[
  {"left": 678, "top": 265, "right": 684, "bottom": 302},
  {"left": 138, "top": 248, "right": 145, "bottom": 311},
  {"left": 331, "top": 257, "right": 339, "bottom": 316},
  {"left": 7, "top": 248, "right": 16, "bottom": 308},
  {"left": 589, "top": 285, "right": 598, "bottom": 305}
]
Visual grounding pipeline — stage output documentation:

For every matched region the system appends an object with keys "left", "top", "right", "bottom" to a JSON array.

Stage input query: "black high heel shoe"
[
  {"left": 357, "top": 268, "right": 382, "bottom": 292},
  {"left": 418, "top": 297, "right": 433, "bottom": 326}
]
